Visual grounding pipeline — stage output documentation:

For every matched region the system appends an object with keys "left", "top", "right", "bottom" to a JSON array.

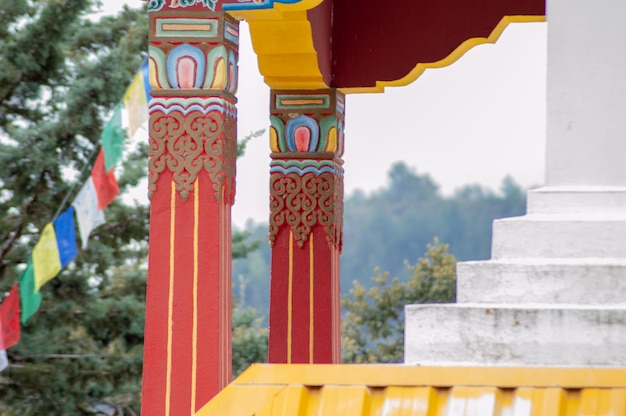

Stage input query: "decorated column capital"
[
  {"left": 268, "top": 89, "right": 345, "bottom": 250},
  {"left": 147, "top": 10, "right": 239, "bottom": 203}
]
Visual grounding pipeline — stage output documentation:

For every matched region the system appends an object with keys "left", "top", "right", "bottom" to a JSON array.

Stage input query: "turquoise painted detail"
[
  {"left": 223, "top": 0, "right": 303, "bottom": 12},
  {"left": 270, "top": 159, "right": 341, "bottom": 176},
  {"left": 148, "top": 0, "right": 218, "bottom": 12}
]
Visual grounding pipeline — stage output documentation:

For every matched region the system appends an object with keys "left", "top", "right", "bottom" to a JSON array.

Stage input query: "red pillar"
[
  {"left": 142, "top": 9, "right": 238, "bottom": 415},
  {"left": 268, "top": 89, "right": 345, "bottom": 364}
]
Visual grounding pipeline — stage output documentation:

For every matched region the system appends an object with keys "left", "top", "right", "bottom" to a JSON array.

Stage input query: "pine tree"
[{"left": 0, "top": 1, "right": 150, "bottom": 414}]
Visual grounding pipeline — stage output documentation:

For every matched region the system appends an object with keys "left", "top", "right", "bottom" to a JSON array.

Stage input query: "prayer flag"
[
  {"left": 53, "top": 207, "right": 78, "bottom": 268},
  {"left": 101, "top": 103, "right": 125, "bottom": 171},
  {"left": 0, "top": 285, "right": 20, "bottom": 349},
  {"left": 72, "top": 177, "right": 105, "bottom": 249},
  {"left": 0, "top": 348, "right": 7, "bottom": 373},
  {"left": 32, "top": 224, "right": 62, "bottom": 292},
  {"left": 18, "top": 261, "right": 41, "bottom": 324},
  {"left": 91, "top": 149, "right": 119, "bottom": 210},
  {"left": 0, "top": 321, "right": 8, "bottom": 373},
  {"left": 141, "top": 58, "right": 152, "bottom": 99},
  {"left": 123, "top": 59, "right": 152, "bottom": 140}
]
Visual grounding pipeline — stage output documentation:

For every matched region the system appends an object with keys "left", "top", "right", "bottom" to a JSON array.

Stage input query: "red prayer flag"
[
  {"left": 0, "top": 285, "right": 20, "bottom": 349},
  {"left": 91, "top": 148, "right": 120, "bottom": 210}
]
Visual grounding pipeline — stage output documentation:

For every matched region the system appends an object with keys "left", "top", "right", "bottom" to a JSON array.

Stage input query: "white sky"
[{"left": 99, "top": 1, "right": 547, "bottom": 227}]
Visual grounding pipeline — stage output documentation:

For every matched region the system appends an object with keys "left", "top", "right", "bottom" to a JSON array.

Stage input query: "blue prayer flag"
[{"left": 53, "top": 207, "right": 78, "bottom": 268}]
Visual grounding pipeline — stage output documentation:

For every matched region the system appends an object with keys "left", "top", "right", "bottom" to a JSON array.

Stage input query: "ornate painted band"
[
  {"left": 148, "top": 97, "right": 237, "bottom": 203},
  {"left": 269, "top": 159, "right": 343, "bottom": 176},
  {"left": 269, "top": 170, "right": 343, "bottom": 250}
]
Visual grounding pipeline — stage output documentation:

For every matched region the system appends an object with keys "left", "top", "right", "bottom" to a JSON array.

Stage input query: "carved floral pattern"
[
  {"left": 149, "top": 109, "right": 235, "bottom": 203},
  {"left": 269, "top": 171, "right": 343, "bottom": 249}
]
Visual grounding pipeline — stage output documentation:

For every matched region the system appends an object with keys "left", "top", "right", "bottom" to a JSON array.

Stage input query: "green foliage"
[
  {"left": 231, "top": 306, "right": 268, "bottom": 378},
  {"left": 232, "top": 222, "right": 272, "bottom": 321},
  {"left": 341, "top": 238, "right": 456, "bottom": 364}
]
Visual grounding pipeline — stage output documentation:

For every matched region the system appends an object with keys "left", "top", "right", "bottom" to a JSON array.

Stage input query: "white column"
[{"left": 546, "top": 0, "right": 626, "bottom": 187}]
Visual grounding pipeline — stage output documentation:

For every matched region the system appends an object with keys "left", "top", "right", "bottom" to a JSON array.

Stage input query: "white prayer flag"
[
  {"left": 0, "top": 350, "right": 7, "bottom": 373},
  {"left": 0, "top": 322, "right": 8, "bottom": 373},
  {"left": 72, "top": 177, "right": 106, "bottom": 249}
]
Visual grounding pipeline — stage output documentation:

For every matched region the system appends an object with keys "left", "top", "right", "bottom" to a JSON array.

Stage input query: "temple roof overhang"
[
  {"left": 229, "top": 0, "right": 546, "bottom": 92},
  {"left": 197, "top": 364, "right": 626, "bottom": 415},
  {"left": 147, "top": 0, "right": 545, "bottom": 92}
]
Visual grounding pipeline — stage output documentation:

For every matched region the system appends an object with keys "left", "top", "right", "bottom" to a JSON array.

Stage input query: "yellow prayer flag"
[
  {"left": 32, "top": 223, "right": 62, "bottom": 292},
  {"left": 123, "top": 71, "right": 149, "bottom": 139}
]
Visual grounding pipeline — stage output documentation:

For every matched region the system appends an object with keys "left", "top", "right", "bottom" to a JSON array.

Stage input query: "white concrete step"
[
  {"left": 404, "top": 303, "right": 626, "bottom": 367},
  {"left": 491, "top": 215, "right": 626, "bottom": 259},
  {"left": 528, "top": 186, "right": 626, "bottom": 215},
  {"left": 457, "top": 259, "right": 626, "bottom": 305}
]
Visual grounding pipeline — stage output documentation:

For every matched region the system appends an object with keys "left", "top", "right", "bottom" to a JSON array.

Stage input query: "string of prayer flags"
[
  {"left": 0, "top": 328, "right": 8, "bottom": 373},
  {"left": 91, "top": 149, "right": 120, "bottom": 210},
  {"left": 18, "top": 261, "right": 41, "bottom": 324},
  {"left": 72, "top": 178, "right": 106, "bottom": 249},
  {"left": 101, "top": 103, "right": 125, "bottom": 171},
  {"left": 32, "top": 224, "right": 62, "bottom": 292},
  {"left": 1, "top": 61, "right": 150, "bottom": 343},
  {"left": 53, "top": 207, "right": 78, "bottom": 268},
  {"left": 0, "top": 285, "right": 20, "bottom": 349}
]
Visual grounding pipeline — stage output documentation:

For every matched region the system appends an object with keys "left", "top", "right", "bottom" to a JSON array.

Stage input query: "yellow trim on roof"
[{"left": 196, "top": 364, "right": 626, "bottom": 415}]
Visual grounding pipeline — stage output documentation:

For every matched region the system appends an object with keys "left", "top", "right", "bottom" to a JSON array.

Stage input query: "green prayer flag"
[
  {"left": 101, "top": 103, "right": 125, "bottom": 171},
  {"left": 19, "top": 261, "right": 41, "bottom": 324}
]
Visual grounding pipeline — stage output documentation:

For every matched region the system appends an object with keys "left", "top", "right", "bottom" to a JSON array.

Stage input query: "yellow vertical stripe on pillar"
[
  {"left": 309, "top": 233, "right": 314, "bottom": 364},
  {"left": 287, "top": 231, "right": 294, "bottom": 364},
  {"left": 220, "top": 186, "right": 226, "bottom": 388},
  {"left": 166, "top": 180, "right": 176, "bottom": 416},
  {"left": 191, "top": 178, "right": 199, "bottom": 415}
]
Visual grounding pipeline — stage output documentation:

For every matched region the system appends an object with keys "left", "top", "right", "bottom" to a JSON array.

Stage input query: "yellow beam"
[{"left": 196, "top": 364, "right": 626, "bottom": 415}]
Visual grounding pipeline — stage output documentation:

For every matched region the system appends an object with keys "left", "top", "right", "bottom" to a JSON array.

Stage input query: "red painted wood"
[
  {"left": 142, "top": 163, "right": 233, "bottom": 414},
  {"left": 312, "top": 224, "right": 338, "bottom": 363},
  {"left": 290, "top": 236, "right": 311, "bottom": 363},
  {"left": 268, "top": 227, "right": 290, "bottom": 363},
  {"left": 169, "top": 193, "right": 194, "bottom": 416},
  {"left": 142, "top": 170, "right": 174, "bottom": 416},
  {"left": 195, "top": 173, "right": 228, "bottom": 410},
  {"left": 308, "top": 0, "right": 545, "bottom": 89},
  {"left": 268, "top": 224, "right": 341, "bottom": 364}
]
